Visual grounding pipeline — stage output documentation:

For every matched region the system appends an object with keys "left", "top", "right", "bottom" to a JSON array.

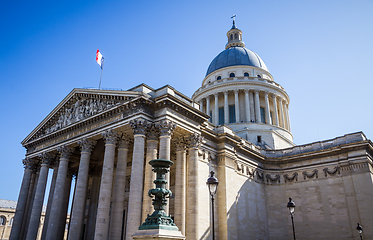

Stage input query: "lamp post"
[
  {"left": 287, "top": 197, "right": 296, "bottom": 240},
  {"left": 207, "top": 171, "right": 219, "bottom": 240},
  {"left": 356, "top": 223, "right": 363, "bottom": 240}
]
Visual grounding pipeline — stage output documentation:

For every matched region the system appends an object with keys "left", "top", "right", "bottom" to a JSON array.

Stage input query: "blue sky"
[{"left": 1, "top": 0, "right": 372, "bottom": 202}]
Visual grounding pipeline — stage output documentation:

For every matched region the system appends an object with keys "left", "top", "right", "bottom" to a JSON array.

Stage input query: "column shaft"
[
  {"left": 41, "top": 162, "right": 58, "bottom": 240},
  {"left": 254, "top": 91, "right": 261, "bottom": 123},
  {"left": 57, "top": 173, "right": 73, "bottom": 240},
  {"left": 286, "top": 104, "right": 291, "bottom": 131},
  {"left": 174, "top": 142, "right": 186, "bottom": 235},
  {"left": 224, "top": 91, "right": 229, "bottom": 124},
  {"left": 125, "top": 132, "right": 146, "bottom": 240},
  {"left": 206, "top": 96, "right": 211, "bottom": 121},
  {"left": 85, "top": 168, "right": 101, "bottom": 240},
  {"left": 214, "top": 94, "right": 219, "bottom": 125},
  {"left": 272, "top": 95, "right": 279, "bottom": 126},
  {"left": 279, "top": 99, "right": 285, "bottom": 128},
  {"left": 25, "top": 156, "right": 51, "bottom": 240},
  {"left": 142, "top": 139, "right": 158, "bottom": 223},
  {"left": 109, "top": 137, "right": 130, "bottom": 240},
  {"left": 9, "top": 159, "right": 34, "bottom": 240},
  {"left": 20, "top": 170, "right": 38, "bottom": 240},
  {"left": 199, "top": 99, "right": 204, "bottom": 112},
  {"left": 45, "top": 147, "right": 72, "bottom": 240},
  {"left": 234, "top": 90, "right": 240, "bottom": 123},
  {"left": 264, "top": 92, "right": 271, "bottom": 124},
  {"left": 94, "top": 130, "right": 118, "bottom": 240},
  {"left": 244, "top": 90, "right": 251, "bottom": 122},
  {"left": 68, "top": 139, "right": 95, "bottom": 240}
]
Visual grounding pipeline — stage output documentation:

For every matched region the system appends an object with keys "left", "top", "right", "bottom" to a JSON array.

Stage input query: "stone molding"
[
  {"left": 102, "top": 129, "right": 119, "bottom": 145},
  {"left": 78, "top": 138, "right": 97, "bottom": 153}
]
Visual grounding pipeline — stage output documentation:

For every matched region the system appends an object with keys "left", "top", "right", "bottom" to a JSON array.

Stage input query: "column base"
[{"left": 132, "top": 229, "right": 186, "bottom": 240}]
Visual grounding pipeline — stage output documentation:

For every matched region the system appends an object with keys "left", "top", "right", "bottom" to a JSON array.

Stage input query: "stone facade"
[{"left": 10, "top": 22, "right": 373, "bottom": 240}]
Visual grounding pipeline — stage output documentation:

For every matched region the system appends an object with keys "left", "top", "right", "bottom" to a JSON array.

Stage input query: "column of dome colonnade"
[
  {"left": 9, "top": 159, "right": 37, "bottom": 240},
  {"left": 198, "top": 90, "right": 290, "bottom": 129}
]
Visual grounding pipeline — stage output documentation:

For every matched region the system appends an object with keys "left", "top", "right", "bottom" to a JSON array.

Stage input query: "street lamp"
[
  {"left": 356, "top": 223, "right": 363, "bottom": 240},
  {"left": 207, "top": 171, "right": 219, "bottom": 240},
  {"left": 287, "top": 197, "right": 296, "bottom": 240}
]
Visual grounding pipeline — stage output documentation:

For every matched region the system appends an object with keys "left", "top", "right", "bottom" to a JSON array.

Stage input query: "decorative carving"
[
  {"left": 284, "top": 172, "right": 298, "bottom": 183},
  {"left": 266, "top": 174, "right": 280, "bottom": 183},
  {"left": 158, "top": 120, "right": 176, "bottom": 137},
  {"left": 45, "top": 98, "right": 121, "bottom": 135},
  {"left": 247, "top": 167, "right": 255, "bottom": 178},
  {"left": 102, "top": 129, "right": 119, "bottom": 145},
  {"left": 174, "top": 137, "right": 187, "bottom": 152},
  {"left": 130, "top": 119, "right": 148, "bottom": 135},
  {"left": 323, "top": 166, "right": 341, "bottom": 177},
  {"left": 256, "top": 171, "right": 264, "bottom": 181},
  {"left": 78, "top": 138, "right": 96, "bottom": 153},
  {"left": 118, "top": 134, "right": 132, "bottom": 149},
  {"left": 303, "top": 169, "right": 318, "bottom": 180},
  {"left": 23, "top": 158, "right": 38, "bottom": 171},
  {"left": 38, "top": 152, "right": 55, "bottom": 166},
  {"left": 57, "top": 146, "right": 73, "bottom": 159},
  {"left": 146, "top": 122, "right": 159, "bottom": 140},
  {"left": 187, "top": 133, "right": 203, "bottom": 149}
]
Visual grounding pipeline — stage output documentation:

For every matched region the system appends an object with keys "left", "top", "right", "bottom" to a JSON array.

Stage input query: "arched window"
[
  {"left": 244, "top": 72, "right": 249, "bottom": 77},
  {"left": 257, "top": 75, "right": 261, "bottom": 78},
  {"left": 0, "top": 216, "right": 6, "bottom": 225},
  {"left": 216, "top": 76, "right": 221, "bottom": 80},
  {"left": 9, "top": 218, "right": 13, "bottom": 226},
  {"left": 234, "top": 33, "right": 238, "bottom": 39},
  {"left": 230, "top": 34, "right": 233, "bottom": 40},
  {"left": 229, "top": 73, "right": 235, "bottom": 78}
]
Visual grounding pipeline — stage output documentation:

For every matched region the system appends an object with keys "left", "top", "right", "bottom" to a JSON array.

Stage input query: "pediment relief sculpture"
[{"left": 44, "top": 98, "right": 123, "bottom": 135}]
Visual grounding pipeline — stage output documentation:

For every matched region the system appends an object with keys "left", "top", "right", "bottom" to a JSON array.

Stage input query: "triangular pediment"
[{"left": 22, "top": 88, "right": 142, "bottom": 146}]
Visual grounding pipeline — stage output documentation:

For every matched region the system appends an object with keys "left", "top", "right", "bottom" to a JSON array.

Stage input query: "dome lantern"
[{"left": 226, "top": 15, "right": 245, "bottom": 49}]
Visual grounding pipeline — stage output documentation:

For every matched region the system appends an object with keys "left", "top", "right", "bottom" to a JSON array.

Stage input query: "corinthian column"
[
  {"left": 272, "top": 94, "right": 279, "bottom": 126},
  {"left": 68, "top": 138, "right": 96, "bottom": 240},
  {"left": 214, "top": 93, "right": 219, "bottom": 125},
  {"left": 26, "top": 153, "right": 53, "bottom": 240},
  {"left": 45, "top": 146, "right": 73, "bottom": 240},
  {"left": 126, "top": 119, "right": 147, "bottom": 240},
  {"left": 174, "top": 137, "right": 187, "bottom": 235},
  {"left": 264, "top": 92, "right": 271, "bottom": 124},
  {"left": 244, "top": 90, "right": 251, "bottom": 122},
  {"left": 206, "top": 96, "right": 210, "bottom": 120},
  {"left": 223, "top": 91, "right": 229, "bottom": 124},
  {"left": 186, "top": 133, "right": 203, "bottom": 239},
  {"left": 234, "top": 89, "right": 240, "bottom": 123},
  {"left": 142, "top": 124, "right": 159, "bottom": 223},
  {"left": 109, "top": 134, "right": 131, "bottom": 240},
  {"left": 254, "top": 90, "right": 261, "bottom": 123},
  {"left": 94, "top": 129, "right": 119, "bottom": 240},
  {"left": 279, "top": 98, "right": 285, "bottom": 128},
  {"left": 10, "top": 158, "right": 37, "bottom": 240}
]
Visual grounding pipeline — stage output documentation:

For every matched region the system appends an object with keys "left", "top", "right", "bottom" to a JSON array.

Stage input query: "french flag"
[{"left": 96, "top": 49, "right": 104, "bottom": 69}]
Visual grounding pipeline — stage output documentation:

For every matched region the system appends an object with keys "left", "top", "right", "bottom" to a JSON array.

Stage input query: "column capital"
[
  {"left": 233, "top": 89, "right": 239, "bottom": 94},
  {"left": 57, "top": 145, "right": 73, "bottom": 159},
  {"left": 130, "top": 119, "right": 148, "bottom": 136},
  {"left": 23, "top": 158, "right": 38, "bottom": 171},
  {"left": 254, "top": 89, "right": 260, "bottom": 93},
  {"left": 271, "top": 93, "right": 278, "bottom": 99},
  {"left": 78, "top": 138, "right": 96, "bottom": 153},
  {"left": 244, "top": 89, "right": 250, "bottom": 93},
  {"left": 223, "top": 90, "right": 229, "bottom": 95},
  {"left": 158, "top": 119, "right": 177, "bottom": 137},
  {"left": 173, "top": 137, "right": 187, "bottom": 152},
  {"left": 146, "top": 122, "right": 159, "bottom": 140},
  {"left": 102, "top": 129, "right": 119, "bottom": 145},
  {"left": 187, "top": 133, "right": 203, "bottom": 149},
  {"left": 214, "top": 93, "right": 219, "bottom": 97},
  {"left": 118, "top": 134, "right": 132, "bottom": 148},
  {"left": 38, "top": 152, "right": 55, "bottom": 167},
  {"left": 264, "top": 91, "right": 269, "bottom": 96}
]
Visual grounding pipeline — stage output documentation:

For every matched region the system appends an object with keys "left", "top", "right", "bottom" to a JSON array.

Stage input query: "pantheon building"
[{"left": 10, "top": 20, "right": 373, "bottom": 240}]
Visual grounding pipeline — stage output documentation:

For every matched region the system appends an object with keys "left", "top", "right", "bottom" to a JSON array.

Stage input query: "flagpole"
[{"left": 98, "top": 67, "right": 103, "bottom": 89}]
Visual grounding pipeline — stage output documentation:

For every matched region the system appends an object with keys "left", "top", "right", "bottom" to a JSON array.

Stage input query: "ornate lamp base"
[
  {"left": 139, "top": 210, "right": 178, "bottom": 231},
  {"left": 132, "top": 229, "right": 186, "bottom": 240}
]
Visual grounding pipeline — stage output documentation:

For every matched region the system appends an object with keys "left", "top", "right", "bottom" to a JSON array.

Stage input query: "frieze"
[
  {"left": 44, "top": 98, "right": 122, "bottom": 135},
  {"left": 284, "top": 172, "right": 298, "bottom": 183},
  {"left": 303, "top": 169, "right": 318, "bottom": 180},
  {"left": 323, "top": 166, "right": 341, "bottom": 177}
]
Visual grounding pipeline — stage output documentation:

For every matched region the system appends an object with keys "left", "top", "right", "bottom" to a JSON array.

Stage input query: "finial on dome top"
[{"left": 231, "top": 14, "right": 237, "bottom": 29}]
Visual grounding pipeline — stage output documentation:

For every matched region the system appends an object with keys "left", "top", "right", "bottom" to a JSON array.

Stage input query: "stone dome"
[{"left": 205, "top": 46, "right": 269, "bottom": 76}]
